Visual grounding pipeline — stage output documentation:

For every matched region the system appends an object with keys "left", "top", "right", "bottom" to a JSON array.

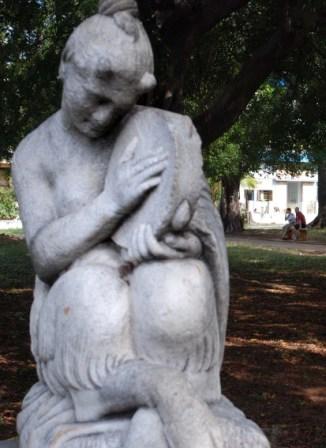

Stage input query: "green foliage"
[
  {"left": 0, "top": 237, "right": 33, "bottom": 289},
  {"left": 0, "top": 187, "right": 19, "bottom": 219},
  {"left": 203, "top": 75, "right": 324, "bottom": 184},
  {"left": 1, "top": 0, "right": 98, "bottom": 157},
  {"left": 1, "top": 0, "right": 325, "bottom": 181},
  {"left": 185, "top": 1, "right": 281, "bottom": 114},
  {"left": 241, "top": 176, "right": 257, "bottom": 190}
]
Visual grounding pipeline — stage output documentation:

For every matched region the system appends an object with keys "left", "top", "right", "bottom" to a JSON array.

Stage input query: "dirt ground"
[
  {"left": 0, "top": 235, "right": 325, "bottom": 447},
  {"left": 223, "top": 269, "right": 326, "bottom": 448}
]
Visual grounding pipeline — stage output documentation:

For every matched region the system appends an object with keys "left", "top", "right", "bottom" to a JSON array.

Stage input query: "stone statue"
[{"left": 9, "top": 1, "right": 270, "bottom": 447}]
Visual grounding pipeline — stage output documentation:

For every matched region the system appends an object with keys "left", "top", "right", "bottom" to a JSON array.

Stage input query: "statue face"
[{"left": 62, "top": 64, "right": 141, "bottom": 138}]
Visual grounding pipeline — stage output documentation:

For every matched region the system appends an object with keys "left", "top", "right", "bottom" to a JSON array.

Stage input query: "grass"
[
  {"left": 0, "top": 235, "right": 33, "bottom": 289},
  {"left": 308, "top": 227, "right": 326, "bottom": 242},
  {"left": 228, "top": 244, "right": 326, "bottom": 274},
  {"left": 0, "top": 234, "right": 324, "bottom": 446},
  {"left": 0, "top": 228, "right": 24, "bottom": 238},
  {"left": 243, "top": 226, "right": 326, "bottom": 243},
  {"left": 0, "top": 231, "right": 324, "bottom": 288}
]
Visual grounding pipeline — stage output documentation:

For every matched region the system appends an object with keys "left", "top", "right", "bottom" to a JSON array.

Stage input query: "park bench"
[{"left": 298, "top": 228, "right": 308, "bottom": 241}]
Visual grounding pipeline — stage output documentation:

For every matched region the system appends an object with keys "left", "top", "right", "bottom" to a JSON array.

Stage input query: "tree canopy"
[{"left": 1, "top": 0, "right": 326, "bottom": 159}]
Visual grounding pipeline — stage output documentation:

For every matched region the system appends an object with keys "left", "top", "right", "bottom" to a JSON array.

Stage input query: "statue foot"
[{"left": 72, "top": 360, "right": 270, "bottom": 448}]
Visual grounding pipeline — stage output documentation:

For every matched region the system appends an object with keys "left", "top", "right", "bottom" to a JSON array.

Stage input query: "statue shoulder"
[
  {"left": 120, "top": 106, "right": 201, "bottom": 153},
  {"left": 12, "top": 113, "right": 59, "bottom": 175},
  {"left": 131, "top": 106, "right": 198, "bottom": 134}
]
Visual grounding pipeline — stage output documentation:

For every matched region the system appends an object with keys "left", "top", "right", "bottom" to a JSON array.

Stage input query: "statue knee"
[
  {"left": 44, "top": 264, "right": 130, "bottom": 340},
  {"left": 130, "top": 259, "right": 216, "bottom": 343},
  {"left": 38, "top": 264, "right": 133, "bottom": 392}
]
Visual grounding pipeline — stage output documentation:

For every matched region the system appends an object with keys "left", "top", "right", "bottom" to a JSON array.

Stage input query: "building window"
[
  {"left": 257, "top": 190, "right": 273, "bottom": 201},
  {"left": 245, "top": 190, "right": 254, "bottom": 201}
]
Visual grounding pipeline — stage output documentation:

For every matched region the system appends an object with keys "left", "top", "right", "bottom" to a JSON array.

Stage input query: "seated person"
[
  {"left": 282, "top": 207, "right": 296, "bottom": 240},
  {"left": 295, "top": 206, "right": 307, "bottom": 229}
]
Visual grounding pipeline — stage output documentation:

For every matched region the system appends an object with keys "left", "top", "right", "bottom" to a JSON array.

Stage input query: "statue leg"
[
  {"left": 37, "top": 263, "right": 134, "bottom": 396},
  {"left": 129, "top": 258, "right": 221, "bottom": 402}
]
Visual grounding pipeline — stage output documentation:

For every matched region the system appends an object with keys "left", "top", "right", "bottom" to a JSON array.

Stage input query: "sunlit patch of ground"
[
  {"left": 301, "top": 387, "right": 326, "bottom": 404},
  {"left": 226, "top": 337, "right": 325, "bottom": 355},
  {"left": 0, "top": 235, "right": 325, "bottom": 447},
  {"left": 222, "top": 246, "right": 326, "bottom": 448}
]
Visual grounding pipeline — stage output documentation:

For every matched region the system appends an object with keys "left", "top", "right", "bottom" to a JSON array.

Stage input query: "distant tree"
[
  {"left": 1, "top": 1, "right": 325, "bottom": 229},
  {"left": 1, "top": 0, "right": 97, "bottom": 157},
  {"left": 204, "top": 81, "right": 308, "bottom": 232},
  {"left": 317, "top": 161, "right": 326, "bottom": 227}
]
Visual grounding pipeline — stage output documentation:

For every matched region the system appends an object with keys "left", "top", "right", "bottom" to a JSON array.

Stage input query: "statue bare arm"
[
  {"left": 12, "top": 140, "right": 167, "bottom": 284},
  {"left": 12, "top": 153, "right": 121, "bottom": 284}
]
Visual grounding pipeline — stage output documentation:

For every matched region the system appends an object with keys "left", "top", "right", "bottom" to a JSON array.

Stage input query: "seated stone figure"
[{"left": 12, "top": 1, "right": 270, "bottom": 447}]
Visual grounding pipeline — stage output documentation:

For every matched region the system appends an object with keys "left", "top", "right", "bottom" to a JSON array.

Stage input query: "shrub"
[{"left": 0, "top": 187, "right": 19, "bottom": 220}]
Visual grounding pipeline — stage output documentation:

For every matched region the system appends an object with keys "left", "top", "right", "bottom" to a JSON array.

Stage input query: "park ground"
[{"left": 0, "top": 228, "right": 325, "bottom": 447}]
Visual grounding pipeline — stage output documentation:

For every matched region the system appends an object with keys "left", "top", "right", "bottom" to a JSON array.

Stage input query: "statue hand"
[
  {"left": 163, "top": 232, "right": 202, "bottom": 258},
  {"left": 125, "top": 224, "right": 202, "bottom": 264},
  {"left": 104, "top": 149, "right": 168, "bottom": 217}
]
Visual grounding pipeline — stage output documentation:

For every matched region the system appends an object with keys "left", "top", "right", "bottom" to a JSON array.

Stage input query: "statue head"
[{"left": 60, "top": 0, "right": 156, "bottom": 138}]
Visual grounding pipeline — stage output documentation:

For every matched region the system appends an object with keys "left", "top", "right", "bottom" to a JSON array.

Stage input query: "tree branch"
[
  {"left": 139, "top": 0, "right": 250, "bottom": 54},
  {"left": 161, "top": 0, "right": 251, "bottom": 46},
  {"left": 194, "top": 26, "right": 302, "bottom": 148},
  {"left": 139, "top": 0, "right": 250, "bottom": 111}
]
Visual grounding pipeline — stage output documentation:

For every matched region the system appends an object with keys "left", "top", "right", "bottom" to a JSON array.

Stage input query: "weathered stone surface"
[
  {"left": 11, "top": 1, "right": 270, "bottom": 447},
  {"left": 0, "top": 440, "right": 18, "bottom": 448}
]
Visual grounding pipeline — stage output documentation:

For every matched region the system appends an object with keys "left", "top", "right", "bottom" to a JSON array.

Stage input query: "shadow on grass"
[
  {"left": 0, "top": 237, "right": 325, "bottom": 447},
  {"left": 222, "top": 342, "right": 326, "bottom": 448},
  {"left": 0, "top": 290, "right": 35, "bottom": 439},
  {"left": 226, "top": 246, "right": 326, "bottom": 448}
]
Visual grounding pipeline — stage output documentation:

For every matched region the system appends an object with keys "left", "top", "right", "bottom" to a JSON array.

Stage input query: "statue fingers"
[
  {"left": 163, "top": 232, "right": 202, "bottom": 257},
  {"left": 171, "top": 200, "right": 192, "bottom": 231},
  {"left": 131, "top": 151, "right": 168, "bottom": 175},
  {"left": 127, "top": 226, "right": 142, "bottom": 263},
  {"left": 136, "top": 224, "right": 152, "bottom": 260},
  {"left": 134, "top": 160, "right": 167, "bottom": 185},
  {"left": 137, "top": 176, "right": 161, "bottom": 194},
  {"left": 145, "top": 226, "right": 184, "bottom": 259}
]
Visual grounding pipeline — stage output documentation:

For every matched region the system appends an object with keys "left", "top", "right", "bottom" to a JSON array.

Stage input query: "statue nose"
[{"left": 92, "top": 105, "right": 114, "bottom": 125}]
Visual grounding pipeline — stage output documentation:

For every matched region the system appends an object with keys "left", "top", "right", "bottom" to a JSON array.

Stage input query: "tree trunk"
[
  {"left": 220, "top": 175, "right": 243, "bottom": 233},
  {"left": 318, "top": 159, "right": 326, "bottom": 228},
  {"left": 309, "top": 160, "right": 326, "bottom": 228}
]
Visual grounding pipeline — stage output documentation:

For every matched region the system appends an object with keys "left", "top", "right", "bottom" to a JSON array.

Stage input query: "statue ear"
[
  {"left": 138, "top": 72, "right": 157, "bottom": 93},
  {"left": 58, "top": 47, "right": 72, "bottom": 80}
]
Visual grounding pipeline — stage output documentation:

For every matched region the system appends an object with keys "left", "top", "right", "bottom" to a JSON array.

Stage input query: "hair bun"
[{"left": 98, "top": 0, "right": 139, "bottom": 16}]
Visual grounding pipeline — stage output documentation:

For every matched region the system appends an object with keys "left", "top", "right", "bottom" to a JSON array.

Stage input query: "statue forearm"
[{"left": 30, "top": 193, "right": 122, "bottom": 283}]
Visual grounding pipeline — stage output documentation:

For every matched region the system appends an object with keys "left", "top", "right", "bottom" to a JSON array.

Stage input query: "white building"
[{"left": 240, "top": 170, "right": 318, "bottom": 225}]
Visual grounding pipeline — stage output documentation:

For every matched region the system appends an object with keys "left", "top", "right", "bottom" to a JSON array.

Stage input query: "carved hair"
[
  {"left": 98, "top": 0, "right": 139, "bottom": 17},
  {"left": 98, "top": 0, "right": 140, "bottom": 38},
  {"left": 59, "top": 0, "right": 155, "bottom": 92}
]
